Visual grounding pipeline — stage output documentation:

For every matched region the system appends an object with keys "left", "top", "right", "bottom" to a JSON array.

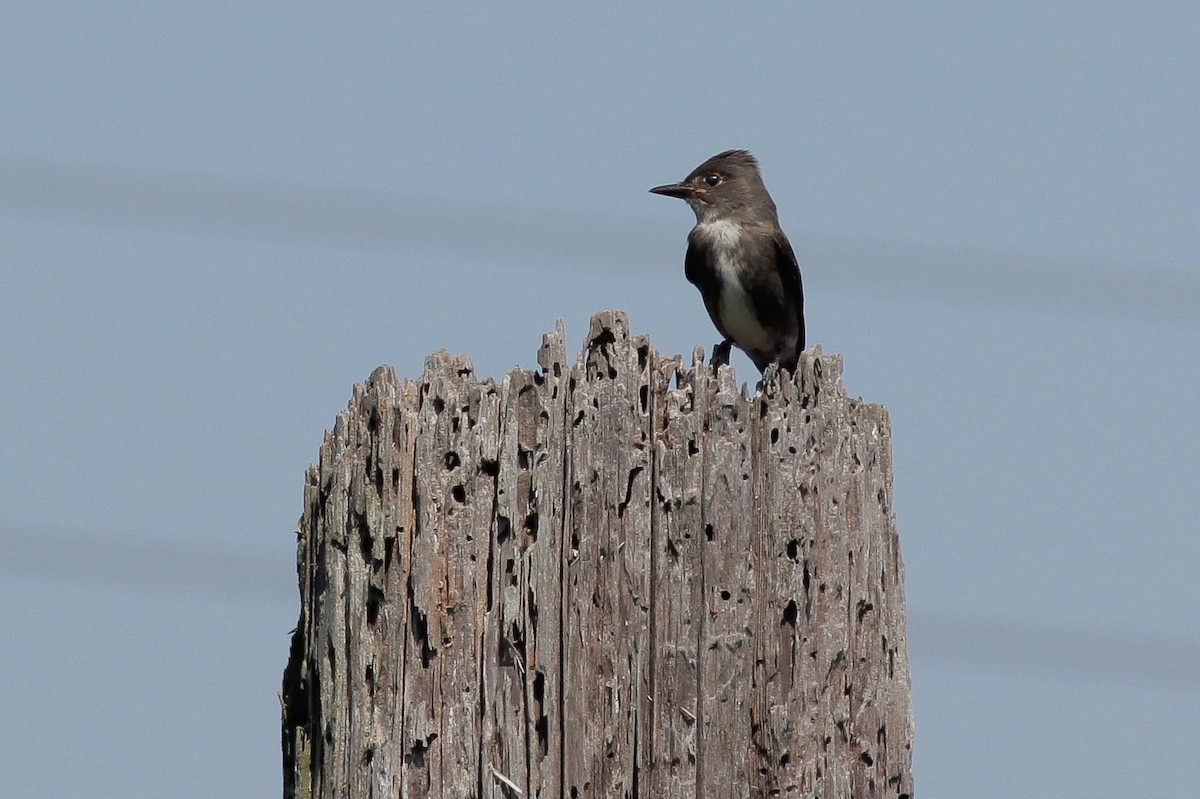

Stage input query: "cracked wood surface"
[{"left": 282, "top": 309, "right": 914, "bottom": 799}]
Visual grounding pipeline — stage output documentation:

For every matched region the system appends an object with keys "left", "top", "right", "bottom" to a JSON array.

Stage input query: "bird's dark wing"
[
  {"left": 772, "top": 230, "right": 806, "bottom": 352},
  {"left": 684, "top": 233, "right": 732, "bottom": 342}
]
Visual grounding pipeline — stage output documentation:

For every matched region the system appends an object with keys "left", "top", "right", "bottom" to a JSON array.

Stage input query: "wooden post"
[{"left": 281, "top": 310, "right": 914, "bottom": 799}]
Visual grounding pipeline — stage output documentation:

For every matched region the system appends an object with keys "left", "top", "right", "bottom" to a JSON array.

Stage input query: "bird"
[{"left": 650, "top": 149, "right": 805, "bottom": 382}]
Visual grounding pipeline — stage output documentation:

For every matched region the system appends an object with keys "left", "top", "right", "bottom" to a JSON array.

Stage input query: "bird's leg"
[
  {"left": 760, "top": 358, "right": 781, "bottom": 386},
  {"left": 759, "top": 344, "right": 790, "bottom": 390},
  {"left": 711, "top": 339, "right": 733, "bottom": 368}
]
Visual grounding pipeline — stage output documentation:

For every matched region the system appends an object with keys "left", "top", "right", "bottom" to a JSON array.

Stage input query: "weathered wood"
[{"left": 282, "top": 309, "right": 914, "bottom": 799}]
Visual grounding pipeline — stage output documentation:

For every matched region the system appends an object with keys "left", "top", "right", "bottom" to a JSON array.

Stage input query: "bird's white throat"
[{"left": 695, "top": 218, "right": 744, "bottom": 250}]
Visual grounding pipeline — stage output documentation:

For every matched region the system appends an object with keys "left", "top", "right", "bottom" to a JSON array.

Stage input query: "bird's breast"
[{"left": 710, "top": 247, "right": 776, "bottom": 354}]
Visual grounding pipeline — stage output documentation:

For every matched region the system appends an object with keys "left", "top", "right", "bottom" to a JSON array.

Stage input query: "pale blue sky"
[{"left": 2, "top": 4, "right": 1198, "bottom": 797}]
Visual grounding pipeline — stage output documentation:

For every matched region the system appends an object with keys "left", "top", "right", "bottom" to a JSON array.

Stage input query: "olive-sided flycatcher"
[{"left": 650, "top": 149, "right": 805, "bottom": 380}]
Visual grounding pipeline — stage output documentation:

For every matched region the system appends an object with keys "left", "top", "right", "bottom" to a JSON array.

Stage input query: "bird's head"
[{"left": 649, "top": 149, "right": 775, "bottom": 224}]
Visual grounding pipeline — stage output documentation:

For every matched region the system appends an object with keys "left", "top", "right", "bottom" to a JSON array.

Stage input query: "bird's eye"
[{"left": 705, "top": 174, "right": 722, "bottom": 187}]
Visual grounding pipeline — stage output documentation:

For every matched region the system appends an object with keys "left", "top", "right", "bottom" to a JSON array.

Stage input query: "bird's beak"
[{"left": 649, "top": 182, "right": 694, "bottom": 199}]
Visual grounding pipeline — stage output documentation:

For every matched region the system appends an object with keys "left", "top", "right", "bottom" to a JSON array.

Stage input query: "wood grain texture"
[{"left": 282, "top": 310, "right": 913, "bottom": 798}]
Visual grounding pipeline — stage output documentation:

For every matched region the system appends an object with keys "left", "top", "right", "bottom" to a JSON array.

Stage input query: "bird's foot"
[
  {"left": 757, "top": 357, "right": 786, "bottom": 394},
  {"left": 711, "top": 339, "right": 732, "bottom": 369},
  {"left": 761, "top": 360, "right": 780, "bottom": 385}
]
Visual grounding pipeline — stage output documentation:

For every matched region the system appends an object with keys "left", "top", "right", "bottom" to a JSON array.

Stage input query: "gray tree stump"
[{"left": 281, "top": 309, "right": 913, "bottom": 798}]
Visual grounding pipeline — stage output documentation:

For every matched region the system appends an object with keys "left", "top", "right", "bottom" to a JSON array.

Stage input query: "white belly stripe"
[
  {"left": 713, "top": 250, "right": 775, "bottom": 352},
  {"left": 697, "top": 219, "right": 775, "bottom": 353}
]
